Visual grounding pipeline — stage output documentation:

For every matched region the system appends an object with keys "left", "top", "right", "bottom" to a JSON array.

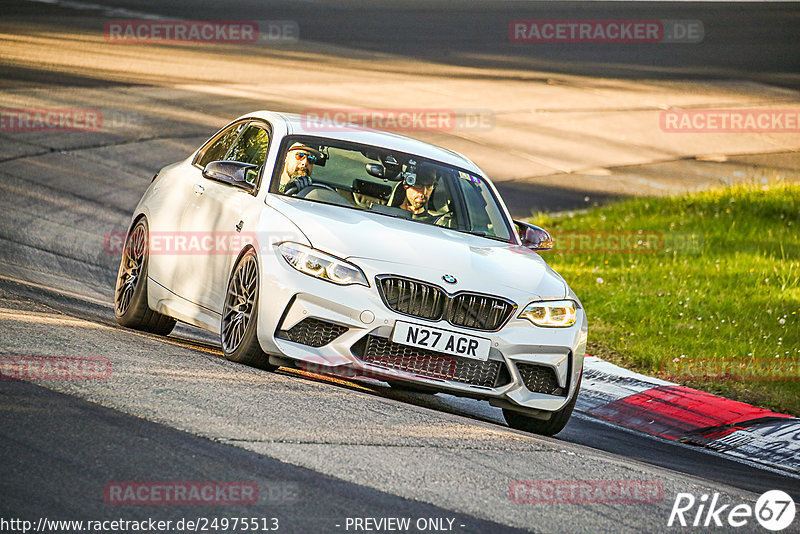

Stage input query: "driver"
[
  {"left": 279, "top": 142, "right": 324, "bottom": 194},
  {"left": 399, "top": 165, "right": 437, "bottom": 221}
]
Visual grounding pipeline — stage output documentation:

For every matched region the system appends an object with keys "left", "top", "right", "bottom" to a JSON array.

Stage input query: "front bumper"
[{"left": 256, "top": 252, "right": 587, "bottom": 413}]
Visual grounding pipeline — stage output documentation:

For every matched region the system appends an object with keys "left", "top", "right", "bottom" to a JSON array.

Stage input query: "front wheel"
[
  {"left": 114, "top": 219, "right": 176, "bottom": 335},
  {"left": 503, "top": 374, "right": 582, "bottom": 436},
  {"left": 220, "top": 249, "right": 276, "bottom": 370}
]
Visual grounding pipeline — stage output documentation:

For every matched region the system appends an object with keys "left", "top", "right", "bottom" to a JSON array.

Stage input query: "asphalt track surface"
[{"left": 1, "top": 1, "right": 800, "bottom": 533}]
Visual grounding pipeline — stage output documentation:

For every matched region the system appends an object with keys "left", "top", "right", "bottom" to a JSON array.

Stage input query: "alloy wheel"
[
  {"left": 115, "top": 222, "right": 147, "bottom": 316},
  {"left": 221, "top": 253, "right": 258, "bottom": 353}
]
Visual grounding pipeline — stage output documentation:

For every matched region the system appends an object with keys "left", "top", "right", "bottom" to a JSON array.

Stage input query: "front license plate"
[{"left": 391, "top": 321, "right": 490, "bottom": 361}]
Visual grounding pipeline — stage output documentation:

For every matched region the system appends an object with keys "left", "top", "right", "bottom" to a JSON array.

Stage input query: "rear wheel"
[
  {"left": 220, "top": 249, "right": 276, "bottom": 370},
  {"left": 114, "top": 219, "right": 176, "bottom": 335},
  {"left": 503, "top": 375, "right": 582, "bottom": 436}
]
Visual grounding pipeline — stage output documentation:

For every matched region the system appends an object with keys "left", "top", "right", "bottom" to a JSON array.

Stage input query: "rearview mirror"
[
  {"left": 202, "top": 161, "right": 258, "bottom": 192},
  {"left": 365, "top": 163, "right": 399, "bottom": 180},
  {"left": 515, "top": 220, "right": 553, "bottom": 251},
  {"left": 365, "top": 163, "right": 385, "bottom": 178}
]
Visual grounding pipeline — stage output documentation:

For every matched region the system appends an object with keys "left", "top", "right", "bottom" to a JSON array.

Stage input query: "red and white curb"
[{"left": 579, "top": 356, "right": 800, "bottom": 475}]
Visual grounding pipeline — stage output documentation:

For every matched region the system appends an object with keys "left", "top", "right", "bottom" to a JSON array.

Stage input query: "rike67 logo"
[{"left": 668, "top": 490, "right": 795, "bottom": 531}]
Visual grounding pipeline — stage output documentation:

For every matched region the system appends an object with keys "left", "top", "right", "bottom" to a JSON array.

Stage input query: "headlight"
[
  {"left": 278, "top": 242, "right": 368, "bottom": 287},
  {"left": 519, "top": 300, "right": 577, "bottom": 327}
]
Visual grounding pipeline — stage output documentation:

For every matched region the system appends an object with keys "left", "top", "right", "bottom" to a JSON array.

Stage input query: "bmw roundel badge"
[{"left": 442, "top": 274, "right": 457, "bottom": 284}]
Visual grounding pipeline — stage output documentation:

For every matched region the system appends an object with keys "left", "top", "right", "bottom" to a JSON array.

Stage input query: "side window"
[
  {"left": 226, "top": 125, "right": 270, "bottom": 167},
  {"left": 225, "top": 125, "right": 271, "bottom": 184},
  {"left": 195, "top": 122, "right": 246, "bottom": 168}
]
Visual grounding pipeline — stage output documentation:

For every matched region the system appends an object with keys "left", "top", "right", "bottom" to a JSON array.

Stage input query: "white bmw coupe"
[{"left": 115, "top": 111, "right": 587, "bottom": 435}]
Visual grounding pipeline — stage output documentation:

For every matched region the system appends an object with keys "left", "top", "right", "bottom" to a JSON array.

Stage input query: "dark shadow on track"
[
  {"left": 0, "top": 380, "right": 528, "bottom": 533},
  {"left": 31, "top": 0, "right": 797, "bottom": 85}
]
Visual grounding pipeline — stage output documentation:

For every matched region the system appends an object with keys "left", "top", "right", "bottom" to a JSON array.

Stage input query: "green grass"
[{"left": 529, "top": 179, "right": 800, "bottom": 415}]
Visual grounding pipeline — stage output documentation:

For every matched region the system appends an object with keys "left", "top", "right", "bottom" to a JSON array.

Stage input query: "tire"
[
  {"left": 220, "top": 249, "right": 276, "bottom": 370},
  {"left": 114, "top": 219, "right": 176, "bottom": 335},
  {"left": 503, "top": 374, "right": 582, "bottom": 436}
]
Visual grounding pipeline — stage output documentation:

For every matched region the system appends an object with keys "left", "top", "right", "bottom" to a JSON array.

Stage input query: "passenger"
[
  {"left": 279, "top": 142, "right": 324, "bottom": 194},
  {"left": 399, "top": 166, "right": 437, "bottom": 221}
]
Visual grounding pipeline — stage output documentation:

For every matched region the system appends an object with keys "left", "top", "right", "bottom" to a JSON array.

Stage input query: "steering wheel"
[{"left": 297, "top": 183, "right": 337, "bottom": 196}]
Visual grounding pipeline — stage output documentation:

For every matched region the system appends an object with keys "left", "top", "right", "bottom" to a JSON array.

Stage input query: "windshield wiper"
[{"left": 457, "top": 229, "right": 511, "bottom": 243}]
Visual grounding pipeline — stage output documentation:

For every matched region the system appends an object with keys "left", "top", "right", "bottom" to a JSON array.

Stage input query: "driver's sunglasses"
[{"left": 293, "top": 151, "right": 318, "bottom": 163}]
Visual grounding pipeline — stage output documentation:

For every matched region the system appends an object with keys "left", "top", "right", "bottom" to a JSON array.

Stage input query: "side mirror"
[
  {"left": 515, "top": 220, "right": 553, "bottom": 251},
  {"left": 202, "top": 161, "right": 258, "bottom": 192}
]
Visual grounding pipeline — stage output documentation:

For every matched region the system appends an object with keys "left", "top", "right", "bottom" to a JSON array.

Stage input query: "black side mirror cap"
[
  {"left": 202, "top": 161, "right": 258, "bottom": 192},
  {"left": 514, "top": 220, "right": 553, "bottom": 251}
]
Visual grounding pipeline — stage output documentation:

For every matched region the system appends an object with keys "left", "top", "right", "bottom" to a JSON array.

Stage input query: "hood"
[{"left": 269, "top": 197, "right": 568, "bottom": 299}]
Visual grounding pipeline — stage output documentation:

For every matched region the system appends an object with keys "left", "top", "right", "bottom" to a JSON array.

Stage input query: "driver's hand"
[{"left": 283, "top": 176, "right": 312, "bottom": 195}]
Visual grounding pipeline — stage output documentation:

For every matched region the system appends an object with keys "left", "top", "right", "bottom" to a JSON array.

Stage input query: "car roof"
[{"left": 238, "top": 110, "right": 485, "bottom": 175}]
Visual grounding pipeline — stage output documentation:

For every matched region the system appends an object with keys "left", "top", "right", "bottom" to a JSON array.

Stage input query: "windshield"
[{"left": 272, "top": 136, "right": 513, "bottom": 242}]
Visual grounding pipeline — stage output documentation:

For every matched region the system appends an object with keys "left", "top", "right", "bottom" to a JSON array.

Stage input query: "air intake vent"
[
  {"left": 351, "top": 335, "right": 510, "bottom": 388},
  {"left": 276, "top": 318, "right": 348, "bottom": 348},
  {"left": 516, "top": 363, "right": 565, "bottom": 396}
]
